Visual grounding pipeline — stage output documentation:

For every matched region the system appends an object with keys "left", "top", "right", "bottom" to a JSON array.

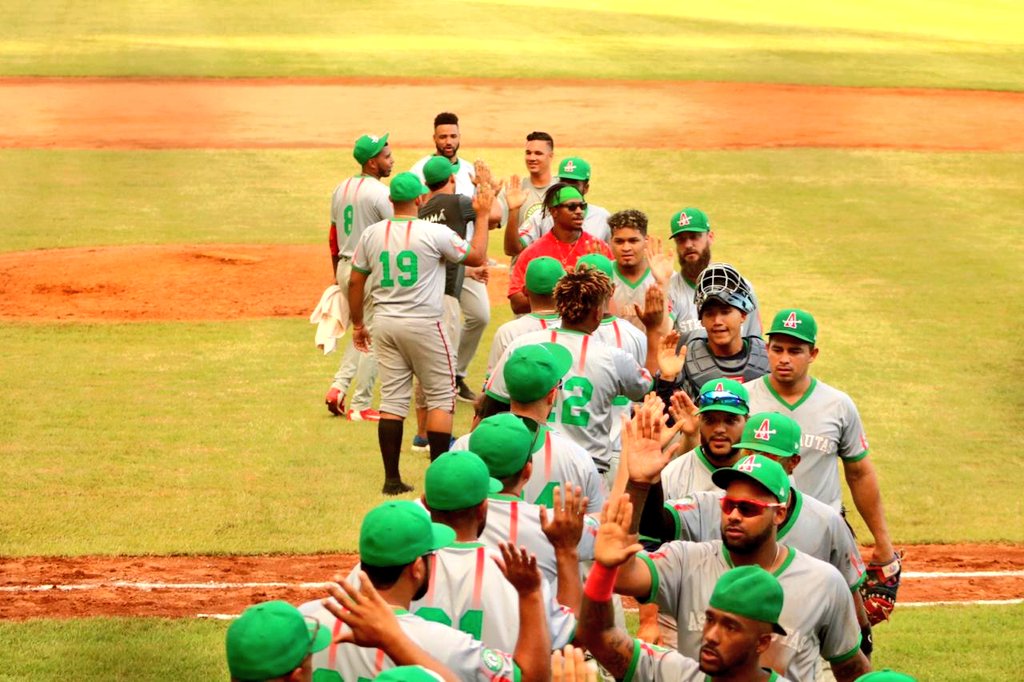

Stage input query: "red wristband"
[{"left": 584, "top": 563, "right": 619, "bottom": 602}]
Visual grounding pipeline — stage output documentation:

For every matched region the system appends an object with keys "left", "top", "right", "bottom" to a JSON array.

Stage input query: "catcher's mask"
[{"left": 694, "top": 263, "right": 754, "bottom": 315}]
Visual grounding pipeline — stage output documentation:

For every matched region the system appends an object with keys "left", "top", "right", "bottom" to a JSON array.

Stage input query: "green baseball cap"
[
  {"left": 359, "top": 501, "right": 456, "bottom": 567},
  {"left": 353, "top": 133, "right": 389, "bottom": 165},
  {"left": 504, "top": 342, "right": 574, "bottom": 403},
  {"left": 712, "top": 454, "right": 790, "bottom": 504},
  {"left": 855, "top": 671, "right": 918, "bottom": 682},
  {"left": 709, "top": 566, "right": 787, "bottom": 635},
  {"left": 735, "top": 412, "right": 802, "bottom": 458},
  {"left": 390, "top": 172, "right": 430, "bottom": 202},
  {"left": 669, "top": 207, "right": 710, "bottom": 237},
  {"left": 552, "top": 185, "right": 584, "bottom": 206},
  {"left": 767, "top": 308, "right": 817, "bottom": 345},
  {"left": 695, "top": 378, "right": 750, "bottom": 416},
  {"left": 376, "top": 666, "right": 446, "bottom": 682},
  {"left": 423, "top": 156, "right": 456, "bottom": 185},
  {"left": 524, "top": 256, "right": 566, "bottom": 295},
  {"left": 469, "top": 413, "right": 536, "bottom": 478},
  {"left": 425, "top": 450, "right": 502, "bottom": 511},
  {"left": 575, "top": 253, "right": 614, "bottom": 279},
  {"left": 226, "top": 600, "right": 332, "bottom": 680},
  {"left": 558, "top": 157, "right": 591, "bottom": 181}
]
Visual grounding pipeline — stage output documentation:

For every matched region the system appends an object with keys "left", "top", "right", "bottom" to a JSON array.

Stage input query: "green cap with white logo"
[
  {"left": 767, "top": 308, "right": 817, "bottom": 345},
  {"left": 353, "top": 133, "right": 389, "bottom": 165},
  {"left": 735, "top": 412, "right": 802, "bottom": 458},
  {"left": 558, "top": 157, "right": 591, "bottom": 181},
  {"left": 709, "top": 566, "right": 787, "bottom": 635},
  {"left": 711, "top": 454, "right": 790, "bottom": 504},
  {"left": 695, "top": 378, "right": 750, "bottom": 416},
  {"left": 669, "top": 208, "right": 710, "bottom": 236}
]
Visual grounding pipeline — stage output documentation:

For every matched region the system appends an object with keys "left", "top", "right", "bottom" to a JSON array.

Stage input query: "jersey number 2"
[
  {"left": 557, "top": 376, "right": 593, "bottom": 427},
  {"left": 379, "top": 250, "right": 419, "bottom": 287}
]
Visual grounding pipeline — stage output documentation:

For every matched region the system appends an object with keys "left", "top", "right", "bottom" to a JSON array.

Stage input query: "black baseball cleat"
[
  {"left": 455, "top": 377, "right": 477, "bottom": 403},
  {"left": 381, "top": 479, "right": 414, "bottom": 496}
]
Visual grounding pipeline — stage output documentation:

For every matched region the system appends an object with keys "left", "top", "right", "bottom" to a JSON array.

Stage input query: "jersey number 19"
[{"left": 379, "top": 250, "right": 419, "bottom": 287}]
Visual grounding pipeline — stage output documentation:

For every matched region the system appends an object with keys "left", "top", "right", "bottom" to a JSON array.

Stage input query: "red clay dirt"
[{"left": 1, "top": 544, "right": 1022, "bottom": 620}]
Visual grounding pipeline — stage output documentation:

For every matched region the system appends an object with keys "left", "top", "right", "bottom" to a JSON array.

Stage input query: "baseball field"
[{"left": 1, "top": 1, "right": 1022, "bottom": 679}]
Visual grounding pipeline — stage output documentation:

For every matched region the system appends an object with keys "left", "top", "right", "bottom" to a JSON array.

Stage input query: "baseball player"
[
  {"left": 486, "top": 268, "right": 657, "bottom": 476},
  {"left": 615, "top": 409, "right": 871, "bottom": 682},
  {"left": 656, "top": 262, "right": 769, "bottom": 401},
  {"left": 510, "top": 157, "right": 611, "bottom": 254},
  {"left": 745, "top": 309, "right": 900, "bottom": 626},
  {"left": 455, "top": 343, "right": 605, "bottom": 512},
  {"left": 414, "top": 450, "right": 577, "bottom": 651},
  {"left": 507, "top": 184, "right": 614, "bottom": 314},
  {"left": 324, "top": 133, "right": 395, "bottom": 421},
  {"left": 301, "top": 500, "right": 551, "bottom": 682},
  {"left": 226, "top": 600, "right": 332, "bottom": 682},
  {"left": 665, "top": 209, "right": 762, "bottom": 344},
  {"left": 409, "top": 112, "right": 477, "bottom": 198},
  {"left": 348, "top": 172, "right": 494, "bottom": 494},
  {"left": 606, "top": 209, "right": 676, "bottom": 332},
  {"left": 577, "top": 496, "right": 794, "bottom": 682},
  {"left": 501, "top": 131, "right": 557, "bottom": 256}
]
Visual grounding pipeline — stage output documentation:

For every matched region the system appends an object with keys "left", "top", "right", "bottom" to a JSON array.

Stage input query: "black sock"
[
  {"left": 378, "top": 419, "right": 404, "bottom": 481},
  {"left": 427, "top": 430, "right": 452, "bottom": 462}
]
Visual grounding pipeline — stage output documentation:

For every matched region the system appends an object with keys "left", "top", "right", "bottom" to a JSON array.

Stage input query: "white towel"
[{"left": 309, "top": 284, "right": 350, "bottom": 354}]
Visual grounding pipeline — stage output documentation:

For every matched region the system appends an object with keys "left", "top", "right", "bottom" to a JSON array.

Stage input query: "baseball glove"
[{"left": 861, "top": 551, "right": 903, "bottom": 625}]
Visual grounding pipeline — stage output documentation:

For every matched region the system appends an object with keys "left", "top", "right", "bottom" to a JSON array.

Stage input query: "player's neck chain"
[
  {"left": 553, "top": 233, "right": 584, "bottom": 266},
  {"left": 766, "top": 544, "right": 784, "bottom": 572}
]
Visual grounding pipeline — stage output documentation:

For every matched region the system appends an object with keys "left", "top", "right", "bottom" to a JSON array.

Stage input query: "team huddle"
[{"left": 227, "top": 114, "right": 913, "bottom": 682}]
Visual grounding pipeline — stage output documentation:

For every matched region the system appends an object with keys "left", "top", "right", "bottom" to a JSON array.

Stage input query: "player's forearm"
[
  {"left": 348, "top": 276, "right": 367, "bottom": 327},
  {"left": 509, "top": 291, "right": 530, "bottom": 314},
  {"left": 623, "top": 481, "right": 650, "bottom": 535},
  {"left": 845, "top": 460, "right": 894, "bottom": 558},
  {"left": 503, "top": 218, "right": 525, "bottom": 256},
  {"left": 576, "top": 586, "right": 634, "bottom": 679},
  {"left": 463, "top": 216, "right": 491, "bottom": 267},
  {"left": 554, "top": 548, "right": 582, "bottom": 613},
  {"left": 644, "top": 329, "right": 663, "bottom": 376},
  {"left": 637, "top": 481, "right": 674, "bottom": 544},
  {"left": 382, "top": 632, "right": 460, "bottom": 682},
  {"left": 514, "top": 589, "right": 552, "bottom": 682},
  {"left": 831, "top": 651, "right": 872, "bottom": 682}
]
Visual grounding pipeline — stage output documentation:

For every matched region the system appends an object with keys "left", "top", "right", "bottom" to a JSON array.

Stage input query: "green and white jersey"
[
  {"left": 299, "top": 600, "right": 519, "bottom": 682},
  {"left": 485, "top": 312, "right": 562, "bottom": 379},
  {"left": 662, "top": 447, "right": 723, "bottom": 500},
  {"left": 666, "top": 273, "right": 762, "bottom": 345},
  {"left": 481, "top": 494, "right": 598, "bottom": 589},
  {"left": 610, "top": 266, "right": 669, "bottom": 331},
  {"left": 330, "top": 175, "right": 393, "bottom": 259},
  {"left": 664, "top": 490, "right": 867, "bottom": 590},
  {"left": 410, "top": 155, "right": 477, "bottom": 198},
  {"left": 485, "top": 328, "right": 654, "bottom": 471},
  {"left": 452, "top": 426, "right": 606, "bottom": 513},
  {"left": 593, "top": 315, "right": 647, "bottom": 454},
  {"left": 745, "top": 377, "right": 870, "bottom": 511},
  {"left": 411, "top": 543, "right": 577, "bottom": 652},
  {"left": 624, "top": 639, "right": 792, "bottom": 682},
  {"left": 517, "top": 204, "right": 611, "bottom": 247},
  {"left": 352, "top": 218, "right": 470, "bottom": 319},
  {"left": 638, "top": 541, "right": 861, "bottom": 682}
]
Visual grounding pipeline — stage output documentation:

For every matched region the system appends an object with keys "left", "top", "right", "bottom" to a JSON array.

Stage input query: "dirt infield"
[{"left": 1, "top": 544, "right": 1021, "bottom": 620}]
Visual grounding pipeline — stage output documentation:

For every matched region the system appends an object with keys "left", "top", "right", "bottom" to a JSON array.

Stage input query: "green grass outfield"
[
  {"left": 2, "top": 147, "right": 1022, "bottom": 554},
  {"left": 0, "top": 605, "right": 1021, "bottom": 681},
  {"left": 1, "top": 0, "right": 1022, "bottom": 89}
]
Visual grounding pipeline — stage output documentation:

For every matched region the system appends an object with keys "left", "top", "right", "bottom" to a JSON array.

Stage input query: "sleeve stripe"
[
  {"left": 845, "top": 449, "right": 870, "bottom": 462},
  {"left": 623, "top": 639, "right": 642, "bottom": 682},
  {"left": 826, "top": 634, "right": 863, "bottom": 663},
  {"left": 637, "top": 553, "right": 659, "bottom": 605}
]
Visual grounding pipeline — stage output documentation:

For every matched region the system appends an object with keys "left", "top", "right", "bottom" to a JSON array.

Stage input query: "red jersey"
[{"left": 508, "top": 231, "right": 613, "bottom": 298}]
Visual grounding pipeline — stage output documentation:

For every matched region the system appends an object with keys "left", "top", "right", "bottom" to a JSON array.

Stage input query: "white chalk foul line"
[{"left": 903, "top": 570, "right": 1024, "bottom": 579}]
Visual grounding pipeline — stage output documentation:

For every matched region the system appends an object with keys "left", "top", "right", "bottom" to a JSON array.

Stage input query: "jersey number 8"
[{"left": 379, "top": 250, "right": 419, "bottom": 288}]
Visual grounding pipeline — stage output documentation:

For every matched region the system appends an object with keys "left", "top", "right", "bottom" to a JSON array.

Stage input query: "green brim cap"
[
  {"left": 768, "top": 308, "right": 817, "bottom": 345},
  {"left": 575, "top": 253, "right": 614, "bottom": 279},
  {"left": 353, "top": 133, "right": 389, "bottom": 165},
  {"left": 709, "top": 566, "right": 786, "bottom": 636},
  {"left": 524, "top": 256, "right": 566, "bottom": 295},
  {"left": 558, "top": 157, "right": 591, "bottom": 181},
  {"left": 504, "top": 342, "right": 573, "bottom": 403},
  {"left": 376, "top": 666, "right": 447, "bottom": 682},
  {"left": 359, "top": 501, "right": 456, "bottom": 567},
  {"left": 854, "top": 670, "right": 918, "bottom": 682},
  {"left": 711, "top": 454, "right": 790, "bottom": 504},
  {"left": 390, "top": 172, "right": 430, "bottom": 202},
  {"left": 552, "top": 185, "right": 584, "bottom": 206},
  {"left": 695, "top": 378, "right": 750, "bottom": 416},
  {"left": 735, "top": 412, "right": 802, "bottom": 458},
  {"left": 425, "top": 450, "right": 502, "bottom": 511},
  {"left": 669, "top": 207, "right": 710, "bottom": 236},
  {"left": 423, "top": 156, "right": 456, "bottom": 185},
  {"left": 226, "top": 600, "right": 332, "bottom": 680},
  {"left": 469, "top": 413, "right": 536, "bottom": 477}
]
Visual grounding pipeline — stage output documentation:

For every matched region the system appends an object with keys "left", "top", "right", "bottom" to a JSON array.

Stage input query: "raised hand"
[
  {"left": 657, "top": 330, "right": 685, "bottom": 381},
  {"left": 635, "top": 284, "right": 665, "bottom": 330},
  {"left": 668, "top": 390, "right": 699, "bottom": 440},
  {"left": 472, "top": 179, "right": 496, "bottom": 214},
  {"left": 622, "top": 399, "right": 678, "bottom": 485},
  {"left": 552, "top": 644, "right": 598, "bottom": 682},
  {"left": 323, "top": 571, "right": 401, "bottom": 647},
  {"left": 645, "top": 236, "right": 675, "bottom": 285},
  {"left": 540, "top": 484, "right": 587, "bottom": 550},
  {"left": 594, "top": 494, "right": 644, "bottom": 569},
  {"left": 505, "top": 176, "right": 527, "bottom": 212},
  {"left": 493, "top": 542, "right": 542, "bottom": 596}
]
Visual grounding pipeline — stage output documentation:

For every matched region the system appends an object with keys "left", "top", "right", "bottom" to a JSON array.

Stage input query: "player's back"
[
  {"left": 331, "top": 175, "right": 392, "bottom": 258},
  {"left": 486, "top": 312, "right": 562, "bottom": 378}
]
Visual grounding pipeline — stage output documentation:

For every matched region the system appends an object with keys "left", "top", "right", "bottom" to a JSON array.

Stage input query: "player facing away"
[
  {"left": 325, "top": 133, "right": 395, "bottom": 421},
  {"left": 745, "top": 309, "right": 900, "bottom": 625},
  {"left": 576, "top": 495, "right": 794, "bottom": 682},
  {"left": 348, "top": 172, "right": 494, "bottom": 494},
  {"left": 226, "top": 600, "right": 332, "bottom": 682}
]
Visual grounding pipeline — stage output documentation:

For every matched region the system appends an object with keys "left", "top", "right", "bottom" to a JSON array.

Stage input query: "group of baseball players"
[{"left": 225, "top": 114, "right": 916, "bottom": 682}]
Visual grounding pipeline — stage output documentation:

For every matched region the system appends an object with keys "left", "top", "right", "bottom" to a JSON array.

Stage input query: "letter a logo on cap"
[
  {"left": 563, "top": 160, "right": 575, "bottom": 173},
  {"left": 715, "top": 382, "right": 724, "bottom": 392},
  {"left": 753, "top": 419, "right": 777, "bottom": 442},
  {"left": 677, "top": 213, "right": 691, "bottom": 227},
  {"left": 783, "top": 312, "right": 801, "bottom": 329},
  {"left": 737, "top": 455, "right": 761, "bottom": 473}
]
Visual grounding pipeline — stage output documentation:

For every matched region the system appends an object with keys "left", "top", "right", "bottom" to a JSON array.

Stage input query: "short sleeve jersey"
[
  {"left": 507, "top": 232, "right": 614, "bottom": 298},
  {"left": 610, "top": 265, "right": 670, "bottom": 331},
  {"left": 410, "top": 155, "right": 477, "bottom": 198},
  {"left": 661, "top": 447, "right": 723, "bottom": 500},
  {"left": 745, "top": 376, "right": 870, "bottom": 510},
  {"left": 299, "top": 599, "right": 519, "bottom": 682},
  {"left": 352, "top": 218, "right": 470, "bottom": 319},
  {"left": 411, "top": 543, "right": 577, "bottom": 652},
  {"left": 638, "top": 541, "right": 862, "bottom": 682},
  {"left": 624, "top": 639, "right": 792, "bottom": 682},
  {"left": 485, "top": 328, "right": 654, "bottom": 471},
  {"left": 330, "top": 175, "right": 393, "bottom": 259},
  {"left": 667, "top": 273, "right": 763, "bottom": 344},
  {"left": 452, "top": 426, "right": 606, "bottom": 513},
  {"left": 418, "top": 193, "right": 476, "bottom": 298},
  {"left": 517, "top": 204, "right": 611, "bottom": 248},
  {"left": 486, "top": 312, "right": 562, "bottom": 379}
]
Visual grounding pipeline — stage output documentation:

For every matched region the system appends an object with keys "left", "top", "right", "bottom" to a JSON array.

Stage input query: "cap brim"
[
  {"left": 710, "top": 468, "right": 787, "bottom": 504},
  {"left": 308, "top": 619, "right": 333, "bottom": 654},
  {"left": 429, "top": 522, "right": 457, "bottom": 552},
  {"left": 734, "top": 441, "right": 796, "bottom": 458},
  {"left": 488, "top": 478, "right": 503, "bottom": 494},
  {"left": 540, "top": 342, "right": 574, "bottom": 379},
  {"left": 772, "top": 622, "right": 787, "bottom": 636},
  {"left": 696, "top": 403, "right": 748, "bottom": 416},
  {"left": 767, "top": 330, "right": 815, "bottom": 345},
  {"left": 671, "top": 227, "right": 709, "bottom": 236}
]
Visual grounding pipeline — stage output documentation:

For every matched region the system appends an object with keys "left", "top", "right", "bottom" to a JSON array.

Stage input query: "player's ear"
[
  {"left": 808, "top": 345, "right": 819, "bottom": 362},
  {"left": 790, "top": 455, "right": 801, "bottom": 472},
  {"left": 707, "top": 230, "right": 716, "bottom": 245},
  {"left": 755, "top": 631, "right": 773, "bottom": 654},
  {"left": 522, "top": 460, "right": 534, "bottom": 482}
]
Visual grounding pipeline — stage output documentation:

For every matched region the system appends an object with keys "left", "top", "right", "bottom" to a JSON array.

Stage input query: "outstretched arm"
[
  {"left": 494, "top": 543, "right": 552, "bottom": 682},
  {"left": 541, "top": 484, "right": 588, "bottom": 613}
]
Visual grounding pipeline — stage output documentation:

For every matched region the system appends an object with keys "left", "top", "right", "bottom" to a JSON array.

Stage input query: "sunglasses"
[
  {"left": 560, "top": 202, "right": 587, "bottom": 212},
  {"left": 303, "top": 616, "right": 323, "bottom": 656},
  {"left": 519, "top": 415, "right": 544, "bottom": 454},
  {"left": 720, "top": 496, "right": 785, "bottom": 518},
  {"left": 697, "top": 390, "right": 747, "bottom": 409}
]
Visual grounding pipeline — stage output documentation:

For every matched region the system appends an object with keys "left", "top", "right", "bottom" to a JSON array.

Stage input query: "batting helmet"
[{"left": 694, "top": 263, "right": 754, "bottom": 314}]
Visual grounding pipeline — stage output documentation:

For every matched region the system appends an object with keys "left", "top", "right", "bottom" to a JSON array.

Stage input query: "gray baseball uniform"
[
  {"left": 484, "top": 328, "right": 654, "bottom": 471},
  {"left": 638, "top": 541, "right": 862, "bottom": 681},
  {"left": 517, "top": 204, "right": 611, "bottom": 248},
  {"left": 486, "top": 312, "right": 562, "bottom": 379},
  {"left": 593, "top": 315, "right": 647, "bottom": 458},
  {"left": 625, "top": 640, "right": 793, "bottom": 682},
  {"left": 745, "top": 377, "right": 870, "bottom": 511},
  {"left": 661, "top": 447, "right": 723, "bottom": 500},
  {"left": 610, "top": 265, "right": 671, "bottom": 331},
  {"left": 667, "top": 272, "right": 762, "bottom": 344}
]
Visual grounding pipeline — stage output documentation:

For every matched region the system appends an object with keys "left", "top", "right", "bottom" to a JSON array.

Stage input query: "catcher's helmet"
[{"left": 694, "top": 263, "right": 754, "bottom": 314}]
